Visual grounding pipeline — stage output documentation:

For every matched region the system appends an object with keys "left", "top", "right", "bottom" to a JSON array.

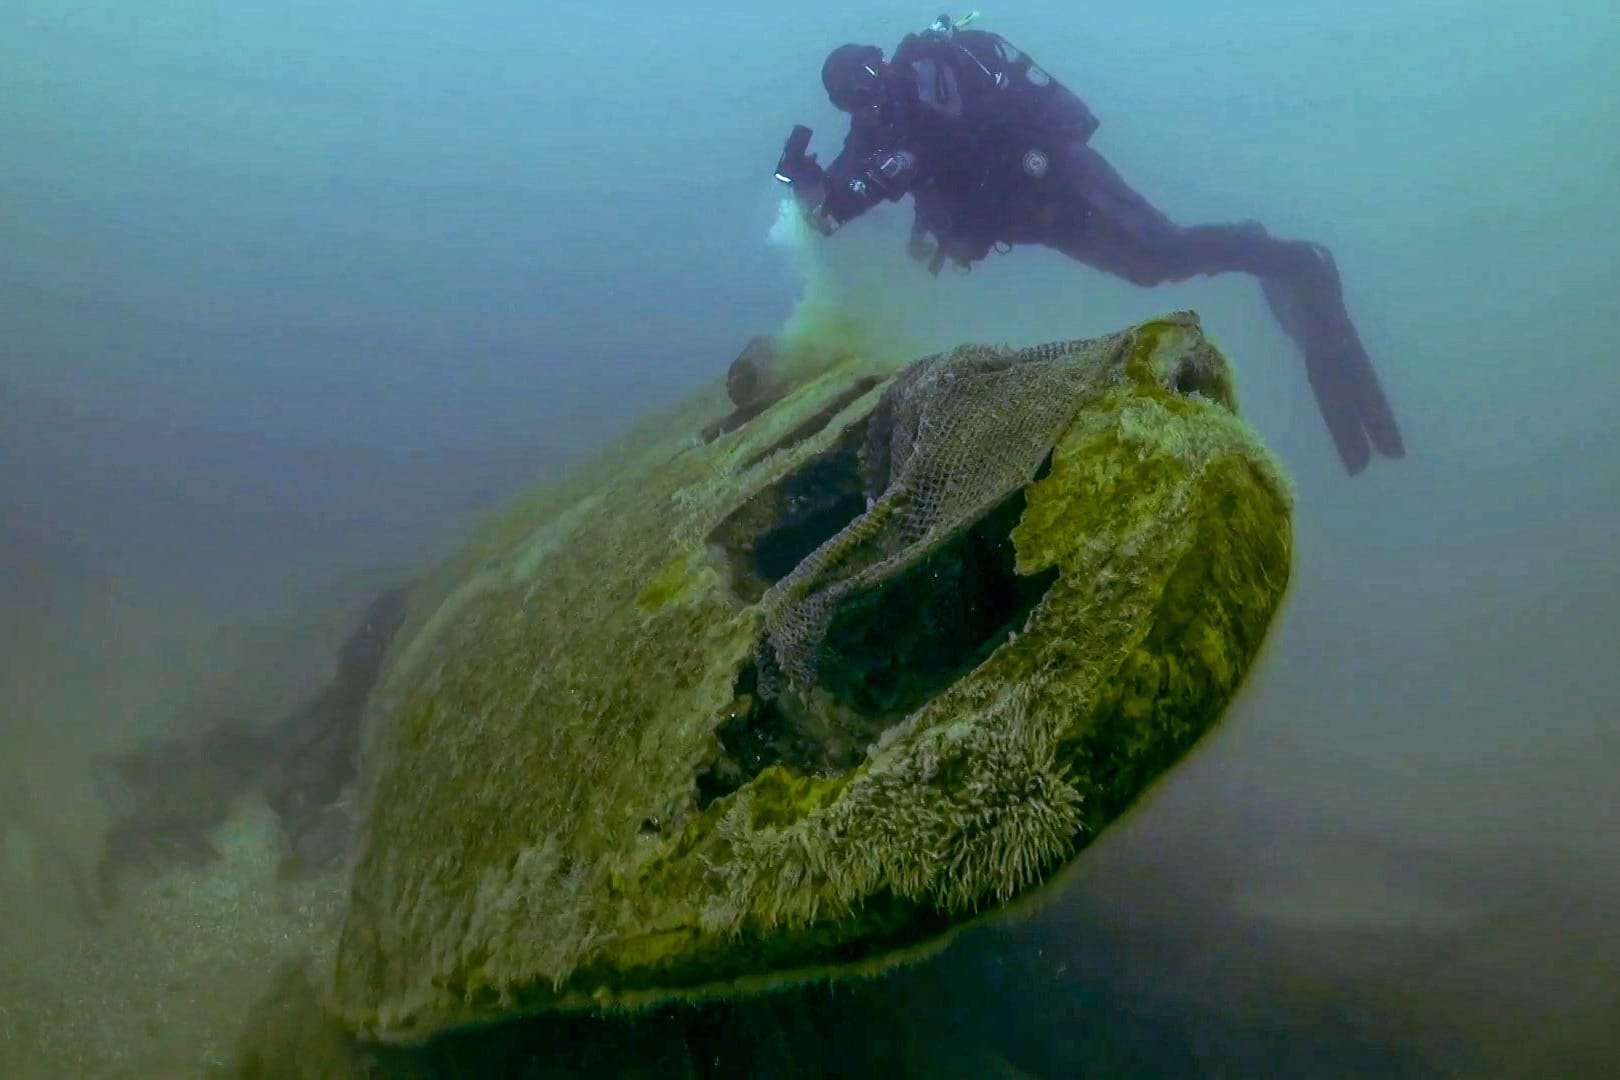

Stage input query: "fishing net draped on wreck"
[{"left": 328, "top": 311, "right": 1294, "bottom": 1041}]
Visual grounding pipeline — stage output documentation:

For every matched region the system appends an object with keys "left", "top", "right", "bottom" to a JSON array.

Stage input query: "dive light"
[{"left": 775, "top": 124, "right": 816, "bottom": 185}]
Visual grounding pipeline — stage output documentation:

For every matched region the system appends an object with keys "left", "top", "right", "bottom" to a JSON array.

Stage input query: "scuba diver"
[{"left": 773, "top": 13, "right": 1405, "bottom": 475}]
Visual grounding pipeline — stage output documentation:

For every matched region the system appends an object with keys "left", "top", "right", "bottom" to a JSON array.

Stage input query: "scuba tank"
[
  {"left": 919, "top": 12, "right": 1100, "bottom": 146},
  {"left": 901, "top": 12, "right": 1102, "bottom": 273}
]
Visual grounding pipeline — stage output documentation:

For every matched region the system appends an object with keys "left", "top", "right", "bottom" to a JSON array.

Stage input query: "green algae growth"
[{"left": 325, "top": 311, "right": 1294, "bottom": 1043}]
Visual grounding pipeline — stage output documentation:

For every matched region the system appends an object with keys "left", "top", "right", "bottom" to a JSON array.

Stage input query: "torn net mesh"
[{"left": 755, "top": 336, "right": 1117, "bottom": 698}]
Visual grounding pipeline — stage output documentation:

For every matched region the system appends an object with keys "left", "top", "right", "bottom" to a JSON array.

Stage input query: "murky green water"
[{"left": 3, "top": 0, "right": 1617, "bottom": 1074}]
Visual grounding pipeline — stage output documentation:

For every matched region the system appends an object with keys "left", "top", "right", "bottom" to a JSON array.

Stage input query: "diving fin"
[{"left": 1261, "top": 251, "right": 1405, "bottom": 474}]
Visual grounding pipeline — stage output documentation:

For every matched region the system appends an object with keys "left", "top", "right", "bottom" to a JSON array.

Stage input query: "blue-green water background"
[{"left": 2, "top": 1, "right": 1617, "bottom": 1074}]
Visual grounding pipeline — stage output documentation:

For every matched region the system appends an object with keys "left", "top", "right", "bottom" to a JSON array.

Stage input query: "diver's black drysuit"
[{"left": 803, "top": 27, "right": 1404, "bottom": 474}]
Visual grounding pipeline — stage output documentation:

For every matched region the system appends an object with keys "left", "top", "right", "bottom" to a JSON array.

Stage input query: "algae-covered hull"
[{"left": 328, "top": 312, "right": 1294, "bottom": 1042}]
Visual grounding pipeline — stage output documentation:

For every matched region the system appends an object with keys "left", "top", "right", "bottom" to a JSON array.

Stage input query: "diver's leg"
[{"left": 1044, "top": 143, "right": 1404, "bottom": 473}]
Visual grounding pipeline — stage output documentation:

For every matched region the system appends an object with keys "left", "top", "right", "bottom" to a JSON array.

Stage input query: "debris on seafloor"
[
  {"left": 315, "top": 310, "right": 1295, "bottom": 1044},
  {"left": 94, "top": 586, "right": 410, "bottom": 900},
  {"left": 102, "top": 312, "right": 1293, "bottom": 1068}
]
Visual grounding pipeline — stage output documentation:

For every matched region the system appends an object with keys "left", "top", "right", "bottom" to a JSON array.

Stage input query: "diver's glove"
[{"left": 803, "top": 203, "right": 838, "bottom": 236}]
